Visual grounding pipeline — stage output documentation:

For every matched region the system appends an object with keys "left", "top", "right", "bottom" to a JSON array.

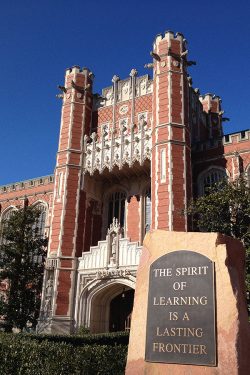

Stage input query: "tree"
[
  {"left": 187, "top": 178, "right": 250, "bottom": 311},
  {"left": 0, "top": 206, "right": 47, "bottom": 331}
]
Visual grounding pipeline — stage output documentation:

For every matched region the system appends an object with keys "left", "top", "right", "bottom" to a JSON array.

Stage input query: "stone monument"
[{"left": 126, "top": 231, "right": 250, "bottom": 375}]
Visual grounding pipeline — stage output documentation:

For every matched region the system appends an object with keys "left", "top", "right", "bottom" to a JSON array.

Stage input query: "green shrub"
[
  {"left": 0, "top": 332, "right": 127, "bottom": 375},
  {"left": 19, "top": 330, "right": 129, "bottom": 347},
  {"left": 76, "top": 325, "right": 90, "bottom": 336}
]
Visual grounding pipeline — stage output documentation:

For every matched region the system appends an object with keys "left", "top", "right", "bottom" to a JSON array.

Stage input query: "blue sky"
[{"left": 0, "top": 0, "right": 249, "bottom": 185}]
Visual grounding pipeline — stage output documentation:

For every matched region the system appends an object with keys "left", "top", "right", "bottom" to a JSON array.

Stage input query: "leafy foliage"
[
  {"left": 0, "top": 332, "right": 127, "bottom": 375},
  {"left": 19, "top": 330, "right": 129, "bottom": 346},
  {"left": 187, "top": 178, "right": 250, "bottom": 309},
  {"left": 0, "top": 206, "right": 47, "bottom": 331}
]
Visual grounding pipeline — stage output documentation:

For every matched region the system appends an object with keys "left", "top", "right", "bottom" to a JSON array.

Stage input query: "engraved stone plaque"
[{"left": 145, "top": 250, "right": 216, "bottom": 366}]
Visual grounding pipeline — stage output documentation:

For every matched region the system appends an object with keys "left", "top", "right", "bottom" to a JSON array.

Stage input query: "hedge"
[
  {"left": 0, "top": 333, "right": 128, "bottom": 375},
  {"left": 19, "top": 330, "right": 129, "bottom": 347}
]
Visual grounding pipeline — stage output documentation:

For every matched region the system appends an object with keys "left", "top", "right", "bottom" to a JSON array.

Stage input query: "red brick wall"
[
  {"left": 48, "top": 67, "right": 93, "bottom": 319},
  {"left": 126, "top": 196, "right": 140, "bottom": 242},
  {"left": 55, "top": 270, "right": 71, "bottom": 315},
  {"left": 75, "top": 190, "right": 86, "bottom": 257},
  {"left": 95, "top": 94, "right": 152, "bottom": 139},
  {"left": 92, "top": 213, "right": 102, "bottom": 246},
  {"left": 0, "top": 179, "right": 53, "bottom": 214}
]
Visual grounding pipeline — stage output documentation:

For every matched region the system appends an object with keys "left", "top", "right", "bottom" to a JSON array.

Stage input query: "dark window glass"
[
  {"left": 108, "top": 191, "right": 126, "bottom": 228},
  {"left": 145, "top": 189, "right": 151, "bottom": 234}
]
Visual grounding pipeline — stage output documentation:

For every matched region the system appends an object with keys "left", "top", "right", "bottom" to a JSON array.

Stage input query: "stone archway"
[
  {"left": 79, "top": 278, "right": 135, "bottom": 333},
  {"left": 109, "top": 288, "right": 134, "bottom": 332}
]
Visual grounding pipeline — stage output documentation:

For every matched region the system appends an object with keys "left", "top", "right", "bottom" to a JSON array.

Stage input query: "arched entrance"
[
  {"left": 109, "top": 289, "right": 134, "bottom": 332},
  {"left": 86, "top": 281, "right": 135, "bottom": 333}
]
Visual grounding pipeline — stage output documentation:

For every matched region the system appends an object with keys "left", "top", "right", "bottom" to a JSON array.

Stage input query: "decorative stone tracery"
[{"left": 83, "top": 115, "right": 151, "bottom": 175}]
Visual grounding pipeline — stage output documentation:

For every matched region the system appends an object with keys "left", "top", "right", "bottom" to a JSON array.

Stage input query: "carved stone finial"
[
  {"left": 90, "top": 132, "right": 97, "bottom": 141},
  {"left": 88, "top": 71, "right": 95, "bottom": 80},
  {"left": 112, "top": 75, "right": 120, "bottom": 83},
  {"left": 129, "top": 68, "right": 138, "bottom": 77},
  {"left": 144, "top": 63, "right": 154, "bottom": 69}
]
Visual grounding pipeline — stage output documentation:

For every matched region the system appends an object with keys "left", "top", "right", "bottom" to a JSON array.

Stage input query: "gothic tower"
[
  {"left": 39, "top": 66, "right": 93, "bottom": 333},
  {"left": 151, "top": 31, "right": 192, "bottom": 231}
]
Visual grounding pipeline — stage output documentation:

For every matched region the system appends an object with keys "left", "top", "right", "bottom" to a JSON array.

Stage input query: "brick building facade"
[{"left": 0, "top": 31, "right": 250, "bottom": 334}]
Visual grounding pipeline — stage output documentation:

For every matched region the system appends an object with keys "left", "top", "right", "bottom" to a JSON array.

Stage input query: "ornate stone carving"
[
  {"left": 107, "top": 218, "right": 123, "bottom": 266},
  {"left": 119, "top": 105, "right": 128, "bottom": 115},
  {"left": 96, "top": 74, "right": 153, "bottom": 109},
  {"left": 78, "top": 230, "right": 142, "bottom": 271},
  {"left": 95, "top": 268, "right": 131, "bottom": 279},
  {"left": 83, "top": 114, "right": 151, "bottom": 175},
  {"left": 129, "top": 68, "right": 138, "bottom": 77},
  {"left": 40, "top": 273, "right": 54, "bottom": 320},
  {"left": 112, "top": 75, "right": 120, "bottom": 83}
]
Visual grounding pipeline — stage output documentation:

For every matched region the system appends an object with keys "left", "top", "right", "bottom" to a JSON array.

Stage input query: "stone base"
[
  {"left": 36, "top": 317, "right": 74, "bottom": 335},
  {"left": 126, "top": 231, "right": 250, "bottom": 375}
]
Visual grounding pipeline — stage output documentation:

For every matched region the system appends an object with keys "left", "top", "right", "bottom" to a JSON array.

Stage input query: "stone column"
[{"left": 151, "top": 31, "right": 191, "bottom": 232}]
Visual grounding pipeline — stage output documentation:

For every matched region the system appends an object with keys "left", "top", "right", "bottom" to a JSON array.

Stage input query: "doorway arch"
[
  {"left": 109, "top": 288, "right": 134, "bottom": 332},
  {"left": 79, "top": 278, "right": 135, "bottom": 333}
]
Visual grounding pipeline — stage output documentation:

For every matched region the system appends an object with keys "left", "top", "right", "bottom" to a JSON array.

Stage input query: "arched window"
[
  {"left": 1, "top": 207, "right": 15, "bottom": 222},
  {"left": 198, "top": 168, "right": 227, "bottom": 196},
  {"left": 0, "top": 207, "right": 16, "bottom": 232},
  {"left": 33, "top": 203, "right": 47, "bottom": 238},
  {"left": 108, "top": 191, "right": 126, "bottom": 228},
  {"left": 0, "top": 207, "right": 17, "bottom": 247}
]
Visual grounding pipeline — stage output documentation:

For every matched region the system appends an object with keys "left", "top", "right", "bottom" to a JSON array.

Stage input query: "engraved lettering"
[
  {"left": 152, "top": 342, "right": 208, "bottom": 355},
  {"left": 146, "top": 252, "right": 215, "bottom": 365},
  {"left": 169, "top": 312, "right": 178, "bottom": 321},
  {"left": 153, "top": 268, "right": 173, "bottom": 277},
  {"left": 153, "top": 296, "right": 208, "bottom": 306},
  {"left": 156, "top": 327, "right": 204, "bottom": 337},
  {"left": 182, "top": 312, "right": 189, "bottom": 321}
]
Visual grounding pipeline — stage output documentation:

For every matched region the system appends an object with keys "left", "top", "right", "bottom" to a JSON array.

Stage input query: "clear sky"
[{"left": 0, "top": 0, "right": 249, "bottom": 185}]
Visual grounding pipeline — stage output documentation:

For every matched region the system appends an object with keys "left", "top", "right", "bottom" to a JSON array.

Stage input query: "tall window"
[
  {"left": 247, "top": 166, "right": 250, "bottom": 188},
  {"left": 144, "top": 189, "right": 151, "bottom": 234},
  {"left": 32, "top": 203, "right": 47, "bottom": 264},
  {"left": 1, "top": 208, "right": 15, "bottom": 223},
  {"left": 0, "top": 208, "right": 16, "bottom": 252},
  {"left": 34, "top": 203, "right": 47, "bottom": 238},
  {"left": 198, "top": 168, "right": 227, "bottom": 196},
  {"left": 0, "top": 208, "right": 16, "bottom": 235},
  {"left": 108, "top": 191, "right": 126, "bottom": 228}
]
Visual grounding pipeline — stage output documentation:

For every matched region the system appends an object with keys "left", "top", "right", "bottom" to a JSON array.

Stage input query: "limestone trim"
[
  {"left": 245, "top": 164, "right": 250, "bottom": 187},
  {"left": 0, "top": 205, "right": 18, "bottom": 219},
  {"left": 76, "top": 276, "right": 136, "bottom": 331}
]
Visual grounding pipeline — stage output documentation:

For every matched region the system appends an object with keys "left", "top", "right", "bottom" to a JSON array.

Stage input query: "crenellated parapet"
[
  {"left": 223, "top": 129, "right": 250, "bottom": 144},
  {"left": 0, "top": 175, "right": 54, "bottom": 194},
  {"left": 94, "top": 74, "right": 153, "bottom": 109},
  {"left": 199, "top": 93, "right": 222, "bottom": 114}
]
